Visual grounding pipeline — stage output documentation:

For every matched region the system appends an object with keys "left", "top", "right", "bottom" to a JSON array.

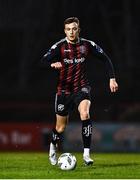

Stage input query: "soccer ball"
[{"left": 57, "top": 153, "right": 77, "bottom": 170}]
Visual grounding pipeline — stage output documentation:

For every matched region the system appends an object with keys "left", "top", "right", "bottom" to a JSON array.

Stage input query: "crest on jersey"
[{"left": 79, "top": 45, "right": 86, "bottom": 54}]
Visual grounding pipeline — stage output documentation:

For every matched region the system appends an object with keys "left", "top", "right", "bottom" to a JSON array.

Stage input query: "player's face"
[{"left": 64, "top": 22, "right": 80, "bottom": 43}]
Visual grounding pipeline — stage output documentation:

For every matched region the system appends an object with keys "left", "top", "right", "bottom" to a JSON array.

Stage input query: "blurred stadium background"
[{"left": 0, "top": 0, "right": 140, "bottom": 152}]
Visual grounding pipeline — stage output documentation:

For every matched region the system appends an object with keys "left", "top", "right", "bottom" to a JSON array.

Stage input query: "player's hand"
[
  {"left": 51, "top": 62, "right": 62, "bottom": 69},
  {"left": 109, "top": 78, "right": 118, "bottom": 93}
]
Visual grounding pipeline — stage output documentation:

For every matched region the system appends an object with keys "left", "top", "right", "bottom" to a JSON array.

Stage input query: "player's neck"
[{"left": 66, "top": 37, "right": 80, "bottom": 44}]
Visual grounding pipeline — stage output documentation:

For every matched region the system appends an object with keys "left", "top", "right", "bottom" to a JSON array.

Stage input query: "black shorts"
[{"left": 55, "top": 86, "right": 91, "bottom": 116}]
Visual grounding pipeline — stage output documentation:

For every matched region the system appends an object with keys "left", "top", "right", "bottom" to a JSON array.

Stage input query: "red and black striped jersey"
[{"left": 42, "top": 37, "right": 115, "bottom": 94}]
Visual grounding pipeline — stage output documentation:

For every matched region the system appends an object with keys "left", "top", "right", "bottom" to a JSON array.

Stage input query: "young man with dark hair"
[{"left": 41, "top": 17, "right": 118, "bottom": 165}]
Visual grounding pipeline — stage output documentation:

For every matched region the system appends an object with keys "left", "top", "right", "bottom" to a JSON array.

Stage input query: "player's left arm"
[
  {"left": 90, "top": 41, "right": 118, "bottom": 92},
  {"left": 99, "top": 51, "right": 118, "bottom": 93}
]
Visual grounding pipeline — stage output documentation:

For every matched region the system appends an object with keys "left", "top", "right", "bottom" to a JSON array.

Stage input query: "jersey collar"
[{"left": 65, "top": 37, "right": 80, "bottom": 44}]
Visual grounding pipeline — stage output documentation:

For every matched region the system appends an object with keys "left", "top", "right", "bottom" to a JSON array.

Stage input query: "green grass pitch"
[{"left": 0, "top": 152, "right": 140, "bottom": 179}]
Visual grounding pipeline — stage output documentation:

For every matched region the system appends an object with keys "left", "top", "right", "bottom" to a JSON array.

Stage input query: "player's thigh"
[
  {"left": 55, "top": 93, "right": 72, "bottom": 116},
  {"left": 56, "top": 114, "right": 69, "bottom": 133}
]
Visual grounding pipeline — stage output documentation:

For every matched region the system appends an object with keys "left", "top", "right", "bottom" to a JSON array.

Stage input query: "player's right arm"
[
  {"left": 41, "top": 43, "right": 61, "bottom": 69},
  {"left": 50, "top": 62, "right": 62, "bottom": 69}
]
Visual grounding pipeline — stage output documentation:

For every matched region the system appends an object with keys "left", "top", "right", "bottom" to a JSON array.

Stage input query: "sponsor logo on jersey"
[{"left": 64, "top": 57, "right": 85, "bottom": 64}]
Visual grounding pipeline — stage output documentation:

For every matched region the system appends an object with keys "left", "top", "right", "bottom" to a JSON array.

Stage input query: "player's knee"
[
  {"left": 56, "top": 125, "right": 66, "bottom": 133},
  {"left": 80, "top": 111, "right": 90, "bottom": 120}
]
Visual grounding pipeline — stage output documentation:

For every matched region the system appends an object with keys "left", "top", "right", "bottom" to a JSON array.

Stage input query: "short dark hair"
[{"left": 64, "top": 17, "right": 80, "bottom": 27}]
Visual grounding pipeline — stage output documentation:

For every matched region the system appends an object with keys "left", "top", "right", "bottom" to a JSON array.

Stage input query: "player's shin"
[
  {"left": 51, "top": 128, "right": 61, "bottom": 145},
  {"left": 82, "top": 119, "right": 92, "bottom": 150},
  {"left": 82, "top": 119, "right": 93, "bottom": 165},
  {"left": 49, "top": 128, "right": 62, "bottom": 165}
]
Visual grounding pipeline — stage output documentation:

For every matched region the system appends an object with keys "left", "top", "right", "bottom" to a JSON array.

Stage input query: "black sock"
[
  {"left": 82, "top": 119, "right": 93, "bottom": 148},
  {"left": 51, "top": 128, "right": 61, "bottom": 145}
]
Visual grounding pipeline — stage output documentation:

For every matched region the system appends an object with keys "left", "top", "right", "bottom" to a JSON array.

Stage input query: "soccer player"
[{"left": 41, "top": 17, "right": 118, "bottom": 165}]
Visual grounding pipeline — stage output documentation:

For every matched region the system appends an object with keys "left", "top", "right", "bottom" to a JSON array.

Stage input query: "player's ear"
[{"left": 78, "top": 28, "right": 81, "bottom": 33}]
